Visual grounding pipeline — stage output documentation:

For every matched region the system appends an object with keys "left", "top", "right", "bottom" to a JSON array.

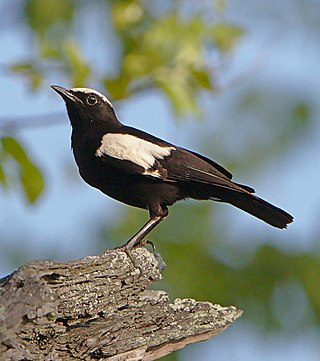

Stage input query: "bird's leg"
[
  {"left": 115, "top": 206, "right": 168, "bottom": 271},
  {"left": 118, "top": 215, "right": 163, "bottom": 251},
  {"left": 115, "top": 215, "right": 163, "bottom": 272}
]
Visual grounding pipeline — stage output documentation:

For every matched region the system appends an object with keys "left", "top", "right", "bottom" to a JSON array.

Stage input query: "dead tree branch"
[{"left": 0, "top": 248, "right": 243, "bottom": 360}]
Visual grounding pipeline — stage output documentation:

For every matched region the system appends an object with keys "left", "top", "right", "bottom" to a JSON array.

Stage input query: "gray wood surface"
[{"left": 0, "top": 248, "right": 242, "bottom": 360}]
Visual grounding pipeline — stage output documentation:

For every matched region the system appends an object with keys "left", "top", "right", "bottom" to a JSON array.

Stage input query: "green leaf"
[
  {"left": 10, "top": 63, "right": 34, "bottom": 73},
  {"left": 192, "top": 70, "right": 213, "bottom": 90},
  {"left": 24, "top": 0, "right": 75, "bottom": 36},
  {"left": 1, "top": 137, "right": 30, "bottom": 164},
  {"left": 103, "top": 76, "right": 131, "bottom": 100},
  {"left": 0, "top": 163, "right": 6, "bottom": 187},
  {"left": 20, "top": 163, "right": 44, "bottom": 203},
  {"left": 10, "top": 62, "right": 43, "bottom": 90},
  {"left": 64, "top": 40, "right": 90, "bottom": 86},
  {"left": 112, "top": 0, "right": 144, "bottom": 30},
  {"left": 123, "top": 51, "right": 160, "bottom": 77},
  {"left": 157, "top": 79, "right": 199, "bottom": 116},
  {"left": 211, "top": 22, "right": 244, "bottom": 52},
  {"left": 292, "top": 102, "right": 310, "bottom": 124},
  {"left": 1, "top": 137, "right": 44, "bottom": 203}
]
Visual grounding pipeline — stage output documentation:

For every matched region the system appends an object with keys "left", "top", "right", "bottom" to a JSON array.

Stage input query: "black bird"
[{"left": 51, "top": 85, "right": 293, "bottom": 249}]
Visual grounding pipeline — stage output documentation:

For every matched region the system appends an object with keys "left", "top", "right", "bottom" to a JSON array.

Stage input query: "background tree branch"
[{"left": 0, "top": 247, "right": 242, "bottom": 360}]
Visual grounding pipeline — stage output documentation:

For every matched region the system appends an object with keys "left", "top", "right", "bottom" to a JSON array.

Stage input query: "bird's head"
[{"left": 51, "top": 85, "right": 119, "bottom": 129}]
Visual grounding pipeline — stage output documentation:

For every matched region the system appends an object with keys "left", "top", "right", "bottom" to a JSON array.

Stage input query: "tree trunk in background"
[{"left": 0, "top": 248, "right": 242, "bottom": 360}]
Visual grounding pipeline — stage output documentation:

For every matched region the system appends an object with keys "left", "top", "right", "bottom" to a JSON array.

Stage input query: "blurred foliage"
[
  {"left": 2, "top": 0, "right": 246, "bottom": 207},
  {"left": 0, "top": 136, "right": 44, "bottom": 203},
  {"left": 0, "top": 0, "right": 318, "bottom": 360},
  {"left": 216, "top": 92, "right": 312, "bottom": 174},
  {"left": 9, "top": 0, "right": 245, "bottom": 112}
]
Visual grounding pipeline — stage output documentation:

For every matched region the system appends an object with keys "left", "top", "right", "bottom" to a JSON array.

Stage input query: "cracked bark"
[{"left": 0, "top": 248, "right": 243, "bottom": 360}]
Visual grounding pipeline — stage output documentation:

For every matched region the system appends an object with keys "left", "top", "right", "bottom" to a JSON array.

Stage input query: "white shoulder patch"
[
  {"left": 95, "top": 133, "right": 175, "bottom": 170},
  {"left": 71, "top": 87, "right": 113, "bottom": 107}
]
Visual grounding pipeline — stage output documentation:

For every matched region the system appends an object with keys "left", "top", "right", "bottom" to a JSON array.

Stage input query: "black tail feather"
[{"left": 220, "top": 191, "right": 293, "bottom": 229}]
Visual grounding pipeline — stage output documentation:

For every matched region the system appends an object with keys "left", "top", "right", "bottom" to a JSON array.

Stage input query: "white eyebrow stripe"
[
  {"left": 96, "top": 133, "right": 175, "bottom": 170},
  {"left": 71, "top": 87, "right": 113, "bottom": 107}
]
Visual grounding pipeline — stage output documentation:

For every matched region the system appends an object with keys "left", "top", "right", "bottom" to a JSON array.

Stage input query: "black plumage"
[{"left": 51, "top": 85, "right": 293, "bottom": 249}]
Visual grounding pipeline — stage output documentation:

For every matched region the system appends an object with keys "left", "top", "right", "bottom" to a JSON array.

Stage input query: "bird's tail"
[{"left": 218, "top": 191, "right": 293, "bottom": 229}]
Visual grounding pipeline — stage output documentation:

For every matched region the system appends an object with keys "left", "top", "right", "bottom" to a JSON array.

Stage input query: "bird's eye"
[{"left": 87, "top": 94, "right": 97, "bottom": 105}]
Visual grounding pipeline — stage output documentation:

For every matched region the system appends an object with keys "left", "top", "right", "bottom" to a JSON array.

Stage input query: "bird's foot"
[
  {"left": 144, "top": 240, "right": 155, "bottom": 252},
  {"left": 114, "top": 239, "right": 156, "bottom": 275},
  {"left": 114, "top": 237, "right": 145, "bottom": 273}
]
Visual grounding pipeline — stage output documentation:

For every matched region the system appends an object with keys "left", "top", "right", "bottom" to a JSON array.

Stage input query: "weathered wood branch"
[{"left": 0, "top": 248, "right": 243, "bottom": 360}]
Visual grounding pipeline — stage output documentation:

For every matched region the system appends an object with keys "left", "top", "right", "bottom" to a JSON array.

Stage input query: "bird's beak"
[{"left": 51, "top": 85, "right": 81, "bottom": 105}]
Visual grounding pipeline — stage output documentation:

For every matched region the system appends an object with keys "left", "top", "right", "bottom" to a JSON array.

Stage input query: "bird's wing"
[
  {"left": 160, "top": 147, "right": 254, "bottom": 192},
  {"left": 95, "top": 131, "right": 176, "bottom": 178},
  {"left": 185, "top": 149, "right": 233, "bottom": 179},
  {"left": 95, "top": 131, "right": 254, "bottom": 193}
]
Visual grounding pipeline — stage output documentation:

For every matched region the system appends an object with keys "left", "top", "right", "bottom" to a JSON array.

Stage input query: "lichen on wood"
[{"left": 0, "top": 247, "right": 243, "bottom": 360}]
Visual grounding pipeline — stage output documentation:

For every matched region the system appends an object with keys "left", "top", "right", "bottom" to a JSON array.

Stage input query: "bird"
[{"left": 51, "top": 85, "right": 293, "bottom": 250}]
